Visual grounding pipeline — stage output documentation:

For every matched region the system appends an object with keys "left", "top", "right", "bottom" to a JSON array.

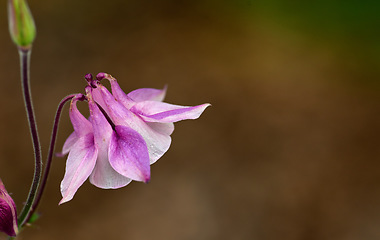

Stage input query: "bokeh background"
[{"left": 0, "top": 0, "right": 380, "bottom": 239}]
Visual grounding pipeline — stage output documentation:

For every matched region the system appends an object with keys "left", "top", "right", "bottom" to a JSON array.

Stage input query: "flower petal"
[
  {"left": 60, "top": 133, "right": 98, "bottom": 204},
  {"left": 87, "top": 90, "right": 132, "bottom": 188},
  {"left": 91, "top": 87, "right": 109, "bottom": 112},
  {"left": 69, "top": 98, "right": 92, "bottom": 136},
  {"left": 89, "top": 154, "right": 132, "bottom": 188},
  {"left": 109, "top": 125, "right": 150, "bottom": 182},
  {"left": 108, "top": 79, "right": 135, "bottom": 109},
  {"left": 98, "top": 84, "right": 172, "bottom": 164},
  {"left": 146, "top": 122, "right": 175, "bottom": 135},
  {"left": 57, "top": 131, "right": 78, "bottom": 157},
  {"left": 108, "top": 79, "right": 166, "bottom": 109},
  {"left": 131, "top": 101, "right": 211, "bottom": 123},
  {"left": 57, "top": 97, "right": 92, "bottom": 158},
  {"left": 126, "top": 86, "right": 167, "bottom": 102}
]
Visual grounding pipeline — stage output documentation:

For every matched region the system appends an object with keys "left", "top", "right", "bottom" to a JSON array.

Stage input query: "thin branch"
[{"left": 17, "top": 47, "right": 42, "bottom": 227}]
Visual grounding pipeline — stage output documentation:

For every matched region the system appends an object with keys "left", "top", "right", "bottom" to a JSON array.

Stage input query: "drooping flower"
[
  {"left": 59, "top": 73, "right": 210, "bottom": 204},
  {"left": 0, "top": 179, "right": 18, "bottom": 237}
]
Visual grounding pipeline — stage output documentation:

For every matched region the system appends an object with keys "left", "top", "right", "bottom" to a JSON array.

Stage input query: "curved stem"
[
  {"left": 26, "top": 94, "right": 77, "bottom": 223},
  {"left": 17, "top": 47, "right": 42, "bottom": 227}
]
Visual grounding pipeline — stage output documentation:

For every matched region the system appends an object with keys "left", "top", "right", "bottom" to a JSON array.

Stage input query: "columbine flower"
[
  {"left": 59, "top": 73, "right": 210, "bottom": 204},
  {"left": 0, "top": 179, "right": 18, "bottom": 237}
]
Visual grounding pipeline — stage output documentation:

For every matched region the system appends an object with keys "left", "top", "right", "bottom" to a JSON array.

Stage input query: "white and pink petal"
[
  {"left": 57, "top": 131, "right": 78, "bottom": 157},
  {"left": 98, "top": 85, "right": 172, "bottom": 164},
  {"left": 87, "top": 89, "right": 132, "bottom": 189},
  {"left": 109, "top": 125, "right": 150, "bottom": 182},
  {"left": 59, "top": 133, "right": 98, "bottom": 204},
  {"left": 89, "top": 154, "right": 132, "bottom": 189},
  {"left": 127, "top": 86, "right": 167, "bottom": 102},
  {"left": 108, "top": 79, "right": 136, "bottom": 109},
  {"left": 131, "top": 101, "right": 210, "bottom": 123},
  {"left": 145, "top": 122, "right": 175, "bottom": 135},
  {"left": 69, "top": 98, "right": 93, "bottom": 135}
]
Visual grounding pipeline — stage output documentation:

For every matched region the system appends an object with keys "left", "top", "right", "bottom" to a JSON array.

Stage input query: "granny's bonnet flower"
[
  {"left": 59, "top": 73, "right": 210, "bottom": 204},
  {"left": 0, "top": 179, "right": 18, "bottom": 237}
]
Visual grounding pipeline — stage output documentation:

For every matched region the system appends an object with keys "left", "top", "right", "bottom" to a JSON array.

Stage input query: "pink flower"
[
  {"left": 0, "top": 179, "right": 18, "bottom": 237},
  {"left": 59, "top": 73, "right": 210, "bottom": 204}
]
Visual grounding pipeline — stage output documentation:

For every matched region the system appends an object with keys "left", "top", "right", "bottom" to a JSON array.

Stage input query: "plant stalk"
[{"left": 17, "top": 47, "right": 42, "bottom": 228}]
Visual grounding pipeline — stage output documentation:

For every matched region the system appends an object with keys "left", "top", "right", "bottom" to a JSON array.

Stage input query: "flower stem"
[
  {"left": 17, "top": 47, "right": 42, "bottom": 227},
  {"left": 25, "top": 94, "right": 76, "bottom": 223}
]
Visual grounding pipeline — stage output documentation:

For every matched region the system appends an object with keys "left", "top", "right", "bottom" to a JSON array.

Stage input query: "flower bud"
[
  {"left": 0, "top": 179, "right": 18, "bottom": 237},
  {"left": 8, "top": 0, "right": 36, "bottom": 48}
]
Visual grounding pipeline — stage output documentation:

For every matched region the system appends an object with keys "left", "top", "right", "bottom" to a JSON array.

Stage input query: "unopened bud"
[
  {"left": 8, "top": 0, "right": 36, "bottom": 48},
  {"left": 0, "top": 179, "right": 18, "bottom": 237}
]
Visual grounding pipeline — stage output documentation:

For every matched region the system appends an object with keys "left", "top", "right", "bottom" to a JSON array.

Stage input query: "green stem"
[{"left": 17, "top": 47, "right": 42, "bottom": 228}]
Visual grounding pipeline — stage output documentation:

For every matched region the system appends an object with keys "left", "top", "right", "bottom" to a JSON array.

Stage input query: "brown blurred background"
[{"left": 0, "top": 0, "right": 380, "bottom": 239}]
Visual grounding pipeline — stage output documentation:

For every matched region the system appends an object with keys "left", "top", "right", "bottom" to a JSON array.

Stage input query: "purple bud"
[{"left": 0, "top": 179, "right": 18, "bottom": 237}]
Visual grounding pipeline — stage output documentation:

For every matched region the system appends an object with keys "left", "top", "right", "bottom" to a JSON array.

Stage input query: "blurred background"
[{"left": 0, "top": 0, "right": 380, "bottom": 239}]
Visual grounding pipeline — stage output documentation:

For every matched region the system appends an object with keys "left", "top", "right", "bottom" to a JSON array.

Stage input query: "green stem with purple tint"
[{"left": 17, "top": 47, "right": 42, "bottom": 227}]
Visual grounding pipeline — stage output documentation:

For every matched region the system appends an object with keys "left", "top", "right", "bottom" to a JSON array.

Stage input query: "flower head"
[
  {"left": 59, "top": 73, "right": 210, "bottom": 204},
  {"left": 0, "top": 179, "right": 18, "bottom": 237}
]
